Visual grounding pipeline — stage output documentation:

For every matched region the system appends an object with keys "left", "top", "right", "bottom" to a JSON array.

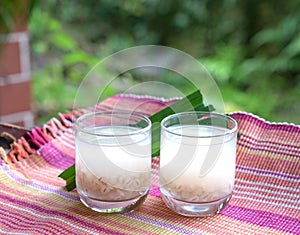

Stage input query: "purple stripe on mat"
[
  {"left": 38, "top": 142, "right": 75, "bottom": 170},
  {"left": 237, "top": 142, "right": 300, "bottom": 159},
  {"left": 0, "top": 220, "right": 53, "bottom": 235},
  {"left": 0, "top": 193, "right": 125, "bottom": 235},
  {"left": 0, "top": 207, "right": 74, "bottom": 234},
  {"left": 123, "top": 212, "right": 203, "bottom": 235},
  {"left": 240, "top": 133, "right": 300, "bottom": 153},
  {"left": 222, "top": 205, "right": 300, "bottom": 234},
  {"left": 1, "top": 164, "right": 79, "bottom": 201},
  {"left": 236, "top": 165, "right": 300, "bottom": 181}
]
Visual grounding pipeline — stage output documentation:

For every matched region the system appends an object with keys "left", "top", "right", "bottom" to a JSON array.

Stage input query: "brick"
[
  {"left": 0, "top": 42, "right": 21, "bottom": 76},
  {"left": 0, "top": 81, "right": 31, "bottom": 115}
]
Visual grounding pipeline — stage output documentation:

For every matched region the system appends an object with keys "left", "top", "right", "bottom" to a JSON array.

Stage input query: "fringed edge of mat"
[
  {"left": 0, "top": 112, "right": 78, "bottom": 165},
  {"left": 117, "top": 93, "right": 182, "bottom": 102},
  {"left": 0, "top": 136, "right": 36, "bottom": 165},
  {"left": 229, "top": 111, "right": 300, "bottom": 129},
  {"left": 3, "top": 104, "right": 299, "bottom": 166}
]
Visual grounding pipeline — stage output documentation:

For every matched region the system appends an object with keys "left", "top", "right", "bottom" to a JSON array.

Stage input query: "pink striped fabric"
[{"left": 0, "top": 95, "right": 299, "bottom": 234}]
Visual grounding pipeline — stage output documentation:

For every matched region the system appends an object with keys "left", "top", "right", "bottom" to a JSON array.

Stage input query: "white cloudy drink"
[
  {"left": 76, "top": 126, "right": 151, "bottom": 201},
  {"left": 75, "top": 112, "right": 151, "bottom": 213},
  {"left": 160, "top": 112, "right": 238, "bottom": 217},
  {"left": 161, "top": 125, "right": 236, "bottom": 201}
]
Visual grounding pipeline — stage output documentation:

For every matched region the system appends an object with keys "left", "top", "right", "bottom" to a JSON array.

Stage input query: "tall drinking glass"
[
  {"left": 160, "top": 112, "right": 238, "bottom": 217},
  {"left": 75, "top": 111, "right": 152, "bottom": 213}
]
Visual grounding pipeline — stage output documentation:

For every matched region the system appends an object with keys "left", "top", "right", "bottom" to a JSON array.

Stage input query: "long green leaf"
[
  {"left": 58, "top": 164, "right": 75, "bottom": 180},
  {"left": 59, "top": 90, "right": 211, "bottom": 191}
]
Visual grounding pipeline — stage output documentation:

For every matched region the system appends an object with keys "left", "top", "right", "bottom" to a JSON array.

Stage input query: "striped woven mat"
[{"left": 0, "top": 94, "right": 299, "bottom": 235}]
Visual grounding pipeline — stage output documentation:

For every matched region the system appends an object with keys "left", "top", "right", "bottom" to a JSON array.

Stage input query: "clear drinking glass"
[
  {"left": 160, "top": 112, "right": 238, "bottom": 217},
  {"left": 75, "top": 111, "right": 152, "bottom": 213}
]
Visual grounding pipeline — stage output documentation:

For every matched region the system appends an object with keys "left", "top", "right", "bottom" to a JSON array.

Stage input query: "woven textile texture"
[{"left": 0, "top": 94, "right": 299, "bottom": 235}]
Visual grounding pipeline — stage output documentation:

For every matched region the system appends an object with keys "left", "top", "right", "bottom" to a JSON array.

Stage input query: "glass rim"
[
  {"left": 75, "top": 111, "right": 152, "bottom": 137},
  {"left": 161, "top": 111, "right": 238, "bottom": 138}
]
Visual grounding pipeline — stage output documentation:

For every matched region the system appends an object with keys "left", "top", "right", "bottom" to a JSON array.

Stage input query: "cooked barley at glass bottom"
[
  {"left": 76, "top": 164, "right": 149, "bottom": 201},
  {"left": 163, "top": 180, "right": 233, "bottom": 202}
]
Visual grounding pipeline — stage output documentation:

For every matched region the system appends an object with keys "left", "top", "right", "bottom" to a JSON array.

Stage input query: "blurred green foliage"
[
  {"left": 29, "top": 0, "right": 300, "bottom": 124},
  {"left": 0, "top": 0, "right": 37, "bottom": 33}
]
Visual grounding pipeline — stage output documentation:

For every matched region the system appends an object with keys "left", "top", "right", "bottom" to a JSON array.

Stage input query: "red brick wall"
[{"left": 0, "top": 30, "right": 33, "bottom": 128}]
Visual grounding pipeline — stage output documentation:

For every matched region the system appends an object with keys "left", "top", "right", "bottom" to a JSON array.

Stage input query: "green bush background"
[{"left": 29, "top": 0, "right": 300, "bottom": 124}]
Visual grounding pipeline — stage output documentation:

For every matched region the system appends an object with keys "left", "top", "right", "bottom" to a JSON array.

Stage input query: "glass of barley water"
[
  {"left": 160, "top": 112, "right": 238, "bottom": 217},
  {"left": 75, "top": 111, "right": 151, "bottom": 213}
]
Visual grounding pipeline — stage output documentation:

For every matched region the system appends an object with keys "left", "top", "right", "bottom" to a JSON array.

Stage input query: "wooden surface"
[{"left": 0, "top": 123, "right": 28, "bottom": 149}]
